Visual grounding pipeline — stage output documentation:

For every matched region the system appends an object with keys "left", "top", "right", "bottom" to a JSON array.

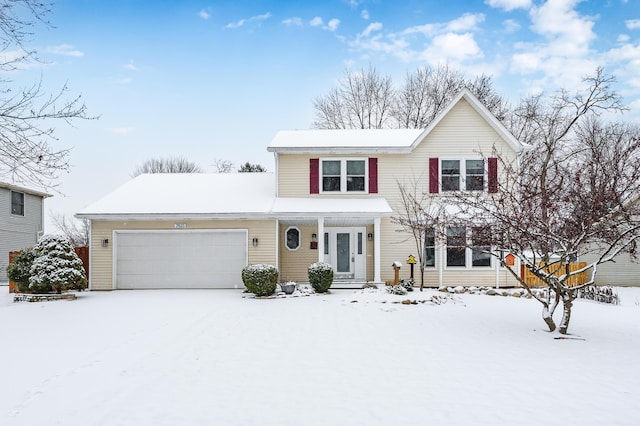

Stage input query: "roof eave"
[{"left": 267, "top": 146, "right": 412, "bottom": 155}]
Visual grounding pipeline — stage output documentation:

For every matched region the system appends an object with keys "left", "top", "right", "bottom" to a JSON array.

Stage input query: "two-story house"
[
  {"left": 77, "top": 89, "right": 526, "bottom": 290},
  {"left": 1, "top": 182, "right": 50, "bottom": 282}
]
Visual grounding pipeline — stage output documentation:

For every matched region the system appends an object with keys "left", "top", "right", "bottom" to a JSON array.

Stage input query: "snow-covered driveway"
[{"left": 1, "top": 287, "right": 639, "bottom": 425}]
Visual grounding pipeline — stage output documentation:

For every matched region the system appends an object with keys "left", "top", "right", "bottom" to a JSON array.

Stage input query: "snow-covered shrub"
[
  {"left": 6, "top": 248, "right": 36, "bottom": 293},
  {"left": 400, "top": 278, "right": 415, "bottom": 292},
  {"left": 308, "top": 262, "right": 333, "bottom": 293},
  {"left": 241, "top": 264, "right": 279, "bottom": 297},
  {"left": 28, "top": 235, "right": 88, "bottom": 294},
  {"left": 386, "top": 284, "right": 407, "bottom": 295}
]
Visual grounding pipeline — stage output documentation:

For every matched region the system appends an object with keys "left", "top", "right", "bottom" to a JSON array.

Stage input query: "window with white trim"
[
  {"left": 423, "top": 228, "right": 436, "bottom": 268},
  {"left": 285, "top": 226, "right": 301, "bottom": 251},
  {"left": 445, "top": 227, "right": 492, "bottom": 268},
  {"left": 321, "top": 159, "right": 367, "bottom": 193},
  {"left": 441, "top": 159, "right": 485, "bottom": 192},
  {"left": 11, "top": 191, "right": 24, "bottom": 216}
]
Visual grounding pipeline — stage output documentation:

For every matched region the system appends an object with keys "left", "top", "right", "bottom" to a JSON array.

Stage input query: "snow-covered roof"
[
  {"left": 77, "top": 173, "right": 393, "bottom": 220},
  {"left": 0, "top": 181, "right": 51, "bottom": 198},
  {"left": 268, "top": 129, "right": 424, "bottom": 154},
  {"left": 267, "top": 89, "right": 528, "bottom": 154},
  {"left": 77, "top": 173, "right": 277, "bottom": 220}
]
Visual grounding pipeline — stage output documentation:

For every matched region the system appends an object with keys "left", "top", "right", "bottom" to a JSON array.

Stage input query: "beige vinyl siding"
[
  {"left": 581, "top": 251, "right": 640, "bottom": 287},
  {"left": 90, "top": 219, "right": 277, "bottom": 290}
]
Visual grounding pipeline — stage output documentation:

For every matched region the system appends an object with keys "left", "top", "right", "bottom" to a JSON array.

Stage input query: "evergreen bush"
[
  {"left": 29, "top": 235, "right": 88, "bottom": 294},
  {"left": 6, "top": 248, "right": 36, "bottom": 293},
  {"left": 308, "top": 262, "right": 333, "bottom": 293},
  {"left": 241, "top": 264, "right": 279, "bottom": 296}
]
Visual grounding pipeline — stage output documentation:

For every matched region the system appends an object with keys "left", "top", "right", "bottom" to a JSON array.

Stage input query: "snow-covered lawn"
[{"left": 1, "top": 286, "right": 639, "bottom": 425}]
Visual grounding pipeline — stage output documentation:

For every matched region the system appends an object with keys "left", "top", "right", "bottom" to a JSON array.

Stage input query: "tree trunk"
[
  {"left": 542, "top": 303, "right": 557, "bottom": 332},
  {"left": 559, "top": 293, "right": 573, "bottom": 335}
]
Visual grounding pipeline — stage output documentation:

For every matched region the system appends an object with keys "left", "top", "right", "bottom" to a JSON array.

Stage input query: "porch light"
[
  {"left": 311, "top": 233, "right": 317, "bottom": 242},
  {"left": 367, "top": 233, "right": 373, "bottom": 241},
  {"left": 252, "top": 237, "right": 259, "bottom": 247},
  {"left": 101, "top": 238, "right": 109, "bottom": 248}
]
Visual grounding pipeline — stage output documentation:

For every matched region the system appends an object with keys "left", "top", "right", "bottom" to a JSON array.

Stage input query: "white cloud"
[
  {"left": 403, "top": 13, "right": 485, "bottom": 37},
  {"left": 503, "top": 19, "right": 521, "bottom": 33},
  {"left": 485, "top": 0, "right": 532, "bottom": 11},
  {"left": 123, "top": 60, "right": 137, "bottom": 71},
  {"left": 626, "top": 19, "right": 640, "bottom": 30},
  {"left": 47, "top": 44, "right": 84, "bottom": 57},
  {"left": 198, "top": 9, "right": 211, "bottom": 20},
  {"left": 225, "top": 12, "right": 271, "bottom": 29},
  {"left": 282, "top": 17, "right": 303, "bottom": 26},
  {"left": 361, "top": 10, "right": 370, "bottom": 20},
  {"left": 618, "top": 34, "right": 631, "bottom": 43},
  {"left": 326, "top": 18, "right": 340, "bottom": 32},
  {"left": 421, "top": 32, "right": 484, "bottom": 63},
  {"left": 360, "top": 22, "right": 383, "bottom": 38},
  {"left": 107, "top": 127, "right": 135, "bottom": 136},
  {"left": 310, "top": 16, "right": 323, "bottom": 27}
]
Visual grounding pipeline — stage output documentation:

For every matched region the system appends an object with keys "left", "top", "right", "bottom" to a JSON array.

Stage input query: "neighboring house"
[
  {"left": 77, "top": 89, "right": 529, "bottom": 290},
  {"left": 0, "top": 182, "right": 50, "bottom": 282}
]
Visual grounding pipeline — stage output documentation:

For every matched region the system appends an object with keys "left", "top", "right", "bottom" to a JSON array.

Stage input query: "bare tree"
[
  {"left": 0, "top": 1, "right": 93, "bottom": 190},
  {"left": 131, "top": 157, "right": 203, "bottom": 177},
  {"left": 51, "top": 212, "right": 90, "bottom": 247},
  {"left": 449, "top": 68, "right": 639, "bottom": 335},
  {"left": 313, "top": 64, "right": 506, "bottom": 130},
  {"left": 392, "top": 176, "right": 447, "bottom": 290},
  {"left": 212, "top": 158, "right": 234, "bottom": 173},
  {"left": 238, "top": 162, "right": 267, "bottom": 172},
  {"left": 313, "top": 65, "right": 394, "bottom": 129}
]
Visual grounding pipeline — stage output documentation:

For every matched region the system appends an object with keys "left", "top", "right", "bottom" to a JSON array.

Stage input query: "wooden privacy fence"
[
  {"left": 7, "top": 247, "right": 89, "bottom": 293},
  {"left": 521, "top": 261, "right": 588, "bottom": 288}
]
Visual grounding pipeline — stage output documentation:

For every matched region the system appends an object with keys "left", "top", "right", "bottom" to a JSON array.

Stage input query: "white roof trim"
[
  {"left": 412, "top": 88, "right": 527, "bottom": 153},
  {"left": 0, "top": 181, "right": 51, "bottom": 198}
]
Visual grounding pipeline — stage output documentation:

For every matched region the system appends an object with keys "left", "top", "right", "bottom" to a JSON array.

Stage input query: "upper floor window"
[
  {"left": 321, "top": 159, "right": 367, "bottom": 193},
  {"left": 11, "top": 191, "right": 24, "bottom": 216},
  {"left": 441, "top": 159, "right": 485, "bottom": 192}
]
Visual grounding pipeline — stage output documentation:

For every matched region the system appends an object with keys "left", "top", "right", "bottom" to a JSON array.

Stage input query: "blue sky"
[{"left": 7, "top": 0, "right": 640, "bottom": 230}]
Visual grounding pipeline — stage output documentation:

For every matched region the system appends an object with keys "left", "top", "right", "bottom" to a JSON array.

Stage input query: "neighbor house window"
[
  {"left": 423, "top": 228, "right": 436, "bottom": 268},
  {"left": 446, "top": 227, "right": 493, "bottom": 268},
  {"left": 11, "top": 191, "right": 24, "bottom": 216},
  {"left": 321, "top": 159, "right": 367, "bottom": 193},
  {"left": 286, "top": 227, "right": 300, "bottom": 251},
  {"left": 441, "top": 159, "right": 485, "bottom": 192}
]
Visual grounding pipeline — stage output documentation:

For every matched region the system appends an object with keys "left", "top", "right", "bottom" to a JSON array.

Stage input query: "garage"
[{"left": 115, "top": 230, "right": 247, "bottom": 289}]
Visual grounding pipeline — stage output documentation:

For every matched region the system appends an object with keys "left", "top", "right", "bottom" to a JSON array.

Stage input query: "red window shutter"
[
  {"left": 429, "top": 158, "right": 439, "bottom": 194},
  {"left": 310, "top": 158, "right": 319, "bottom": 194},
  {"left": 488, "top": 157, "right": 498, "bottom": 193},
  {"left": 368, "top": 158, "right": 378, "bottom": 194}
]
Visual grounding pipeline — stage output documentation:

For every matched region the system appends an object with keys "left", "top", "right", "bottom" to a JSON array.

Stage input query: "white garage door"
[{"left": 115, "top": 230, "right": 247, "bottom": 289}]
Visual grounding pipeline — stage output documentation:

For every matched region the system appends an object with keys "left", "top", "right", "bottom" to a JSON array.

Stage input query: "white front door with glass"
[{"left": 324, "top": 227, "right": 366, "bottom": 281}]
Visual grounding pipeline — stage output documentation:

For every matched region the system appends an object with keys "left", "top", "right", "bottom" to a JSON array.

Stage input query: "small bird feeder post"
[
  {"left": 392, "top": 261, "right": 402, "bottom": 285},
  {"left": 406, "top": 254, "right": 417, "bottom": 280}
]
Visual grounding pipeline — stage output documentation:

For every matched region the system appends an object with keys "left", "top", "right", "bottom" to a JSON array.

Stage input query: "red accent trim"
[
  {"left": 310, "top": 159, "right": 319, "bottom": 194},
  {"left": 488, "top": 157, "right": 498, "bottom": 193},
  {"left": 368, "top": 158, "right": 378, "bottom": 194},
  {"left": 429, "top": 158, "right": 439, "bottom": 193}
]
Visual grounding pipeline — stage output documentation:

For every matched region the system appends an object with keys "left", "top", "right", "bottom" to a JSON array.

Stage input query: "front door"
[{"left": 325, "top": 227, "right": 366, "bottom": 281}]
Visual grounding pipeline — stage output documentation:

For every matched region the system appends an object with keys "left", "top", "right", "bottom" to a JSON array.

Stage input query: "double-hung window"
[
  {"left": 11, "top": 191, "right": 24, "bottom": 216},
  {"left": 321, "top": 159, "right": 367, "bottom": 193},
  {"left": 423, "top": 228, "right": 436, "bottom": 268},
  {"left": 440, "top": 159, "right": 485, "bottom": 192},
  {"left": 446, "top": 227, "right": 492, "bottom": 268}
]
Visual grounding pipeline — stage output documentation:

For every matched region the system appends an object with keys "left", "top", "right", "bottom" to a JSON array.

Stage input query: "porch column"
[
  {"left": 317, "top": 217, "right": 325, "bottom": 263},
  {"left": 374, "top": 217, "right": 381, "bottom": 283}
]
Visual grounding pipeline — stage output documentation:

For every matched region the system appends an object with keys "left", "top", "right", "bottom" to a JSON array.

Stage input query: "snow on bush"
[
  {"left": 28, "top": 235, "right": 87, "bottom": 294},
  {"left": 386, "top": 284, "right": 408, "bottom": 295},
  {"left": 6, "top": 247, "right": 36, "bottom": 293},
  {"left": 241, "top": 264, "right": 279, "bottom": 297},
  {"left": 308, "top": 262, "right": 333, "bottom": 293}
]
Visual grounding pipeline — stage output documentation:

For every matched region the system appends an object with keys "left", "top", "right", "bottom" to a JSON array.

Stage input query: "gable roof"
[
  {"left": 0, "top": 181, "right": 51, "bottom": 198},
  {"left": 267, "top": 88, "right": 527, "bottom": 154}
]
